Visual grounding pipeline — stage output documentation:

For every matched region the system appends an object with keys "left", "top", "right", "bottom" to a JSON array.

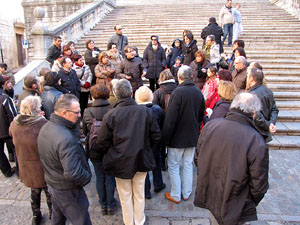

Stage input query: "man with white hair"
[
  {"left": 96, "top": 79, "right": 161, "bottom": 225},
  {"left": 232, "top": 56, "right": 248, "bottom": 91},
  {"left": 163, "top": 65, "right": 205, "bottom": 204},
  {"left": 194, "top": 92, "right": 269, "bottom": 225}
]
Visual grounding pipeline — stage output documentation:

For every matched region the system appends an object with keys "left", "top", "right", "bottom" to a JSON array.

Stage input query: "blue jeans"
[
  {"left": 167, "top": 147, "right": 195, "bottom": 201},
  {"left": 223, "top": 23, "right": 233, "bottom": 45},
  {"left": 91, "top": 160, "right": 116, "bottom": 209}
]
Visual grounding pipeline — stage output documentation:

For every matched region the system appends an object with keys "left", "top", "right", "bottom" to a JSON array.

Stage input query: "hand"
[
  {"left": 201, "top": 68, "right": 207, "bottom": 73},
  {"left": 125, "top": 75, "right": 132, "bottom": 80},
  {"left": 269, "top": 123, "right": 276, "bottom": 133},
  {"left": 142, "top": 71, "right": 147, "bottom": 77},
  {"left": 84, "top": 82, "right": 91, "bottom": 88},
  {"left": 40, "top": 111, "right": 45, "bottom": 117}
]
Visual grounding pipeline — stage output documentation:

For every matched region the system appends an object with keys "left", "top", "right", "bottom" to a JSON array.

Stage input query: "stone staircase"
[{"left": 76, "top": 0, "right": 300, "bottom": 150}]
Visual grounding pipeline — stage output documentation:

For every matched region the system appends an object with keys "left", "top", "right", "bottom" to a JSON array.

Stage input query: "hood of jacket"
[
  {"left": 171, "top": 39, "right": 182, "bottom": 48},
  {"left": 14, "top": 114, "right": 45, "bottom": 126}
]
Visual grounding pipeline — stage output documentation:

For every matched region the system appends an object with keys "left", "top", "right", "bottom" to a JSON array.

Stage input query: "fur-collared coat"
[{"left": 9, "top": 115, "right": 47, "bottom": 188}]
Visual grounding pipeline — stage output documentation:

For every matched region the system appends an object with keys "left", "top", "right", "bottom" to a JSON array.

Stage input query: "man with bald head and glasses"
[
  {"left": 107, "top": 24, "right": 128, "bottom": 58},
  {"left": 38, "top": 94, "right": 92, "bottom": 225}
]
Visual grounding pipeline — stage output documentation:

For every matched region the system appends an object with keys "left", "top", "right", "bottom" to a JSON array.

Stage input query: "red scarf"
[{"left": 75, "top": 62, "right": 84, "bottom": 68}]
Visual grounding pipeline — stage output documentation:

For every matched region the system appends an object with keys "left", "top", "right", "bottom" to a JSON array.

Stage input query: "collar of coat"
[
  {"left": 179, "top": 80, "right": 195, "bottom": 87},
  {"left": 248, "top": 83, "right": 263, "bottom": 92},
  {"left": 113, "top": 97, "right": 137, "bottom": 108},
  {"left": 225, "top": 108, "right": 260, "bottom": 131},
  {"left": 92, "top": 99, "right": 110, "bottom": 107},
  {"left": 50, "top": 113, "right": 77, "bottom": 130},
  {"left": 14, "top": 114, "right": 45, "bottom": 126}
]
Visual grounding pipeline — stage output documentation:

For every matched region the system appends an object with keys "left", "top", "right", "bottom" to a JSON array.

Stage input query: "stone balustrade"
[
  {"left": 270, "top": 0, "right": 300, "bottom": 19},
  {"left": 14, "top": 0, "right": 116, "bottom": 95}
]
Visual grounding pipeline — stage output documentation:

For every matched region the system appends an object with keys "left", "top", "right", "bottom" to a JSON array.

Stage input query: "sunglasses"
[{"left": 152, "top": 39, "right": 157, "bottom": 41}]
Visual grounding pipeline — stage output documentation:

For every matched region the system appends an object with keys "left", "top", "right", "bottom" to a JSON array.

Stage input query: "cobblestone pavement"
[{"left": 1, "top": 150, "right": 300, "bottom": 225}]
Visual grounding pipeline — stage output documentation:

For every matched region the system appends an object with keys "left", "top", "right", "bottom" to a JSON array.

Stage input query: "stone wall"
[
  {"left": 22, "top": 0, "right": 96, "bottom": 60},
  {"left": 270, "top": 0, "right": 300, "bottom": 19},
  {"left": 0, "top": 0, "right": 25, "bottom": 70}
]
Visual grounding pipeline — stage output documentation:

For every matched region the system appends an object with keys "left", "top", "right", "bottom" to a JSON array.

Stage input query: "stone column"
[{"left": 30, "top": 7, "right": 53, "bottom": 60}]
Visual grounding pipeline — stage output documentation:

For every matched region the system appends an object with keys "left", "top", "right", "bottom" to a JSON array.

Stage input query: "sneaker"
[
  {"left": 154, "top": 183, "right": 166, "bottom": 193},
  {"left": 101, "top": 207, "right": 107, "bottom": 215},
  {"left": 182, "top": 197, "right": 189, "bottom": 201},
  {"left": 165, "top": 192, "right": 180, "bottom": 204},
  {"left": 107, "top": 207, "right": 115, "bottom": 215}
]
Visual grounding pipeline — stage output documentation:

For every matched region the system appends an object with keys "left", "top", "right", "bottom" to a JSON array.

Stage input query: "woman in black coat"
[
  {"left": 84, "top": 40, "right": 101, "bottom": 85},
  {"left": 82, "top": 84, "right": 116, "bottom": 215},
  {"left": 182, "top": 32, "right": 198, "bottom": 66},
  {"left": 143, "top": 35, "right": 166, "bottom": 91}
]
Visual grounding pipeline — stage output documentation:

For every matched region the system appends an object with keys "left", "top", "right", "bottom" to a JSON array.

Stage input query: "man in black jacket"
[
  {"left": 46, "top": 36, "right": 62, "bottom": 66},
  {"left": 0, "top": 76, "right": 17, "bottom": 177},
  {"left": 194, "top": 92, "right": 269, "bottom": 225},
  {"left": 247, "top": 68, "right": 279, "bottom": 143},
  {"left": 96, "top": 79, "right": 161, "bottom": 225},
  {"left": 201, "top": 17, "right": 224, "bottom": 53},
  {"left": 58, "top": 57, "right": 81, "bottom": 98},
  {"left": 163, "top": 65, "right": 205, "bottom": 203},
  {"left": 38, "top": 94, "right": 92, "bottom": 225}
]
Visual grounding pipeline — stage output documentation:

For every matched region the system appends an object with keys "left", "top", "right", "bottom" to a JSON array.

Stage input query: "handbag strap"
[{"left": 80, "top": 67, "right": 86, "bottom": 80}]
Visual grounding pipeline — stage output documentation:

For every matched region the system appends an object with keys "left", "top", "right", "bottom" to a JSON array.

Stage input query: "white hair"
[
  {"left": 230, "top": 92, "right": 261, "bottom": 115},
  {"left": 178, "top": 65, "right": 192, "bottom": 81}
]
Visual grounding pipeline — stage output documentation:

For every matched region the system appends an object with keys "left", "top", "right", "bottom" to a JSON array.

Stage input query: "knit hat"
[{"left": 175, "top": 56, "right": 183, "bottom": 63}]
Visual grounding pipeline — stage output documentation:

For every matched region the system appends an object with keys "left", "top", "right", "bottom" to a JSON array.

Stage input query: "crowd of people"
[{"left": 0, "top": 0, "right": 280, "bottom": 225}]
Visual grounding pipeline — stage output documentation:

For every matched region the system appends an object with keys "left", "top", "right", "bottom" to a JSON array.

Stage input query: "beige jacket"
[{"left": 219, "top": 6, "right": 234, "bottom": 25}]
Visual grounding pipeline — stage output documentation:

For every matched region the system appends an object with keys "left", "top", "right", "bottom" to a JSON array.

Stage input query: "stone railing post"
[{"left": 30, "top": 7, "right": 53, "bottom": 60}]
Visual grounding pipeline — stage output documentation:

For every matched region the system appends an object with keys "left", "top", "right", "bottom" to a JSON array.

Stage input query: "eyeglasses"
[
  {"left": 66, "top": 109, "right": 81, "bottom": 115},
  {"left": 152, "top": 39, "right": 157, "bottom": 41},
  {"left": 117, "top": 28, "right": 123, "bottom": 31}
]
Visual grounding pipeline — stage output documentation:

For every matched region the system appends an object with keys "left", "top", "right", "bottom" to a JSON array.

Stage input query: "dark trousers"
[
  {"left": 0, "top": 138, "right": 13, "bottom": 176},
  {"left": 91, "top": 160, "right": 116, "bottom": 209},
  {"left": 47, "top": 185, "right": 92, "bottom": 225},
  {"left": 31, "top": 187, "right": 52, "bottom": 216},
  {"left": 80, "top": 92, "right": 90, "bottom": 117},
  {"left": 145, "top": 143, "right": 164, "bottom": 195},
  {"left": 149, "top": 78, "right": 160, "bottom": 92}
]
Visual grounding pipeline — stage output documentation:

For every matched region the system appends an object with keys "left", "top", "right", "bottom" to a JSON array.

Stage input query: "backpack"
[{"left": 88, "top": 111, "right": 102, "bottom": 151}]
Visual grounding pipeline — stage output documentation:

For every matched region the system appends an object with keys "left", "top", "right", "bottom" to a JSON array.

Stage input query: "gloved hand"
[{"left": 84, "top": 82, "right": 90, "bottom": 89}]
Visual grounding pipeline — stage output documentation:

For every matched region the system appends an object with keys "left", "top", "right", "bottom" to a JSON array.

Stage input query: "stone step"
[
  {"left": 273, "top": 92, "right": 300, "bottom": 101},
  {"left": 276, "top": 122, "right": 300, "bottom": 136},
  {"left": 277, "top": 110, "right": 300, "bottom": 122},
  {"left": 276, "top": 101, "right": 300, "bottom": 110},
  {"left": 269, "top": 135, "right": 300, "bottom": 150},
  {"left": 263, "top": 71, "right": 300, "bottom": 77},
  {"left": 267, "top": 84, "right": 300, "bottom": 91},
  {"left": 266, "top": 77, "right": 300, "bottom": 84}
]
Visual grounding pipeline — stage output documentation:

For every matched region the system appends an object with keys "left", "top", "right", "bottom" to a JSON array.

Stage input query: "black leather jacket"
[
  {"left": 249, "top": 84, "right": 279, "bottom": 143},
  {"left": 38, "top": 114, "right": 91, "bottom": 189}
]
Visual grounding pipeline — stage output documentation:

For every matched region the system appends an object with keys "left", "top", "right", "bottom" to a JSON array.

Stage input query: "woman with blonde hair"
[
  {"left": 209, "top": 80, "right": 237, "bottom": 120},
  {"left": 9, "top": 96, "right": 52, "bottom": 225},
  {"left": 95, "top": 51, "right": 116, "bottom": 87}
]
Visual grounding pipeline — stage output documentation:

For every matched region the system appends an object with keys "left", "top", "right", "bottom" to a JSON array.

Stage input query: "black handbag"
[{"left": 219, "top": 57, "right": 229, "bottom": 69}]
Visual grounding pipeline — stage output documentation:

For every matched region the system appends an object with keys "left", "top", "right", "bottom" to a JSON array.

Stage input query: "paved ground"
[{"left": 1, "top": 150, "right": 300, "bottom": 225}]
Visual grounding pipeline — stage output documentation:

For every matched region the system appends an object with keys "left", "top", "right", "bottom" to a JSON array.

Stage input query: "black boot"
[
  {"left": 31, "top": 188, "right": 42, "bottom": 225},
  {"left": 32, "top": 212, "right": 41, "bottom": 225}
]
